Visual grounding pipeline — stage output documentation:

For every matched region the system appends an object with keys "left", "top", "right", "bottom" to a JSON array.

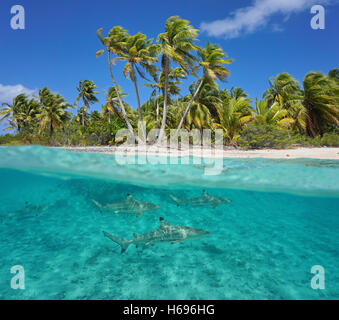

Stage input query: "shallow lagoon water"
[{"left": 0, "top": 146, "right": 338, "bottom": 300}]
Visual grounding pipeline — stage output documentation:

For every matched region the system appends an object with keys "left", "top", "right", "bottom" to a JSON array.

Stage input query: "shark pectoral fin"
[
  {"left": 169, "top": 195, "right": 181, "bottom": 206},
  {"left": 171, "top": 239, "right": 185, "bottom": 244},
  {"left": 92, "top": 199, "right": 103, "bottom": 213},
  {"left": 212, "top": 204, "right": 218, "bottom": 208},
  {"left": 114, "top": 210, "right": 119, "bottom": 214},
  {"left": 136, "top": 210, "right": 143, "bottom": 217},
  {"left": 145, "top": 241, "right": 153, "bottom": 246}
]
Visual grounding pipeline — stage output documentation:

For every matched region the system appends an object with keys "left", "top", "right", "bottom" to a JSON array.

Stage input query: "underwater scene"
[{"left": 0, "top": 146, "right": 338, "bottom": 300}]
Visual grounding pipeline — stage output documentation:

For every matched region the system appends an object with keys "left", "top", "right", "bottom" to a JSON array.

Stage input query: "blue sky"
[{"left": 0, "top": 0, "right": 338, "bottom": 132}]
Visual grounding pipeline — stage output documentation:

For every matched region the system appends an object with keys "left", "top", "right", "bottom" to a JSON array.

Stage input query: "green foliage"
[
  {"left": 238, "top": 124, "right": 295, "bottom": 149},
  {"left": 51, "top": 116, "right": 126, "bottom": 146},
  {"left": 213, "top": 96, "right": 253, "bottom": 145},
  {"left": 319, "top": 132, "right": 339, "bottom": 147},
  {"left": 82, "top": 117, "right": 125, "bottom": 145},
  {"left": 239, "top": 124, "right": 339, "bottom": 149},
  {"left": 0, "top": 134, "right": 18, "bottom": 145},
  {"left": 1, "top": 18, "right": 338, "bottom": 149},
  {"left": 0, "top": 133, "right": 50, "bottom": 146}
]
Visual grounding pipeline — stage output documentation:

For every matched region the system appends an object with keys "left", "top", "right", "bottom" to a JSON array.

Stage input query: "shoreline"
[{"left": 59, "top": 146, "right": 339, "bottom": 159}]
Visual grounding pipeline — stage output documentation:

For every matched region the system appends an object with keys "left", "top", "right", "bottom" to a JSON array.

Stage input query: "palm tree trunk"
[
  {"left": 108, "top": 111, "right": 111, "bottom": 124},
  {"left": 50, "top": 121, "right": 53, "bottom": 137},
  {"left": 176, "top": 78, "right": 204, "bottom": 133},
  {"left": 157, "top": 55, "right": 169, "bottom": 144},
  {"left": 156, "top": 91, "right": 160, "bottom": 130},
  {"left": 131, "top": 64, "right": 146, "bottom": 142},
  {"left": 81, "top": 96, "right": 87, "bottom": 126},
  {"left": 108, "top": 51, "right": 143, "bottom": 144}
]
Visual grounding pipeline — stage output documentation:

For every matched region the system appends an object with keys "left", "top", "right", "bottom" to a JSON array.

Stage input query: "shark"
[
  {"left": 103, "top": 217, "right": 211, "bottom": 253},
  {"left": 92, "top": 194, "right": 160, "bottom": 217},
  {"left": 11, "top": 201, "right": 50, "bottom": 217},
  {"left": 1, "top": 201, "right": 51, "bottom": 224},
  {"left": 24, "top": 202, "right": 51, "bottom": 216},
  {"left": 170, "top": 190, "right": 231, "bottom": 208}
]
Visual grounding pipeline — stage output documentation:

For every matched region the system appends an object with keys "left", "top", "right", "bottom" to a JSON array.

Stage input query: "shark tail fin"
[
  {"left": 169, "top": 195, "right": 181, "bottom": 206},
  {"left": 103, "top": 231, "right": 131, "bottom": 254},
  {"left": 92, "top": 199, "right": 103, "bottom": 213}
]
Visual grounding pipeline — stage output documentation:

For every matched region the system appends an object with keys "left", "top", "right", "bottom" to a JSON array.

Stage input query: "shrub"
[
  {"left": 0, "top": 134, "right": 16, "bottom": 145},
  {"left": 291, "top": 135, "right": 321, "bottom": 147},
  {"left": 0, "top": 133, "right": 50, "bottom": 146},
  {"left": 320, "top": 132, "right": 339, "bottom": 146},
  {"left": 239, "top": 123, "right": 339, "bottom": 149},
  {"left": 238, "top": 124, "right": 296, "bottom": 149}
]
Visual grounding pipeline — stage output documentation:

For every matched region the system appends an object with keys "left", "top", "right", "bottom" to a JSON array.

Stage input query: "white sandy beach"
[{"left": 60, "top": 146, "right": 339, "bottom": 159}]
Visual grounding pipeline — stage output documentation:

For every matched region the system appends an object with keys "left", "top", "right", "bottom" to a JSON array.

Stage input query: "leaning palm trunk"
[
  {"left": 176, "top": 79, "right": 204, "bottom": 133},
  {"left": 131, "top": 64, "right": 146, "bottom": 141},
  {"left": 108, "top": 52, "right": 143, "bottom": 144},
  {"left": 157, "top": 56, "right": 169, "bottom": 144},
  {"left": 156, "top": 91, "right": 160, "bottom": 130}
]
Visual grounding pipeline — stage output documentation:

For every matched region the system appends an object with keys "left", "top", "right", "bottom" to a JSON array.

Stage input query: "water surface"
[{"left": 0, "top": 146, "right": 338, "bottom": 299}]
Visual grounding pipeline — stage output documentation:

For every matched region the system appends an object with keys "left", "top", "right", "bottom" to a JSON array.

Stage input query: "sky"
[{"left": 0, "top": 0, "right": 338, "bottom": 132}]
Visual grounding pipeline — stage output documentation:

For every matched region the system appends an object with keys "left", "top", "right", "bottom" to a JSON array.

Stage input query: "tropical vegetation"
[{"left": 1, "top": 16, "right": 338, "bottom": 148}]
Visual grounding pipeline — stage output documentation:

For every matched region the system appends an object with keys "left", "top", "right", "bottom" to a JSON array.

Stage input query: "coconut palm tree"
[
  {"left": 328, "top": 68, "right": 339, "bottom": 85},
  {"left": 156, "top": 16, "right": 199, "bottom": 144},
  {"left": 74, "top": 80, "right": 99, "bottom": 126},
  {"left": 96, "top": 27, "right": 144, "bottom": 144},
  {"left": 302, "top": 71, "right": 339, "bottom": 136},
  {"left": 140, "top": 99, "right": 158, "bottom": 136},
  {"left": 254, "top": 99, "right": 294, "bottom": 128},
  {"left": 145, "top": 67, "right": 186, "bottom": 130},
  {"left": 176, "top": 42, "right": 232, "bottom": 132},
  {"left": 18, "top": 98, "right": 41, "bottom": 133},
  {"left": 184, "top": 102, "right": 212, "bottom": 135},
  {"left": 112, "top": 32, "right": 159, "bottom": 141},
  {"left": 186, "top": 81, "right": 222, "bottom": 122},
  {"left": 263, "top": 73, "right": 302, "bottom": 108},
  {"left": 37, "top": 88, "right": 71, "bottom": 137},
  {"left": 76, "top": 107, "right": 90, "bottom": 126},
  {"left": 101, "top": 86, "right": 127, "bottom": 123},
  {"left": 0, "top": 94, "right": 29, "bottom": 132},
  {"left": 230, "top": 87, "right": 249, "bottom": 99},
  {"left": 287, "top": 101, "right": 308, "bottom": 134},
  {"left": 213, "top": 97, "right": 253, "bottom": 145}
]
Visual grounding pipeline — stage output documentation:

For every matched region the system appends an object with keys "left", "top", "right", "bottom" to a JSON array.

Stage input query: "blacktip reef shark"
[
  {"left": 103, "top": 217, "right": 211, "bottom": 253},
  {"left": 14, "top": 201, "right": 50, "bottom": 217},
  {"left": 170, "top": 190, "right": 231, "bottom": 208},
  {"left": 92, "top": 194, "right": 160, "bottom": 217},
  {"left": 24, "top": 202, "right": 51, "bottom": 216},
  {"left": 1, "top": 201, "right": 51, "bottom": 224}
]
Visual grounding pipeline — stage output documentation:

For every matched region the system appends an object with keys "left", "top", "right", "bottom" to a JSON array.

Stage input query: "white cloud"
[
  {"left": 0, "top": 83, "right": 37, "bottom": 104},
  {"left": 200, "top": 0, "right": 332, "bottom": 38}
]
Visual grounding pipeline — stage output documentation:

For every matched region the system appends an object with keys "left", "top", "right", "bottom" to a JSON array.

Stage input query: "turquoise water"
[{"left": 0, "top": 146, "right": 338, "bottom": 300}]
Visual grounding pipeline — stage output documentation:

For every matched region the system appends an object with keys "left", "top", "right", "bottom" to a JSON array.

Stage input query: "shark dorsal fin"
[
  {"left": 159, "top": 217, "right": 171, "bottom": 228},
  {"left": 133, "top": 233, "right": 138, "bottom": 239},
  {"left": 126, "top": 194, "right": 133, "bottom": 201}
]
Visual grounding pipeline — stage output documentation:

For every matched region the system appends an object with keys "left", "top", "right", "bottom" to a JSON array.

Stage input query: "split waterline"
[{"left": 0, "top": 146, "right": 338, "bottom": 299}]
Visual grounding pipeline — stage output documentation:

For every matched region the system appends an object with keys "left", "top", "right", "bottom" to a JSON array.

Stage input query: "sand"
[{"left": 60, "top": 145, "right": 339, "bottom": 160}]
